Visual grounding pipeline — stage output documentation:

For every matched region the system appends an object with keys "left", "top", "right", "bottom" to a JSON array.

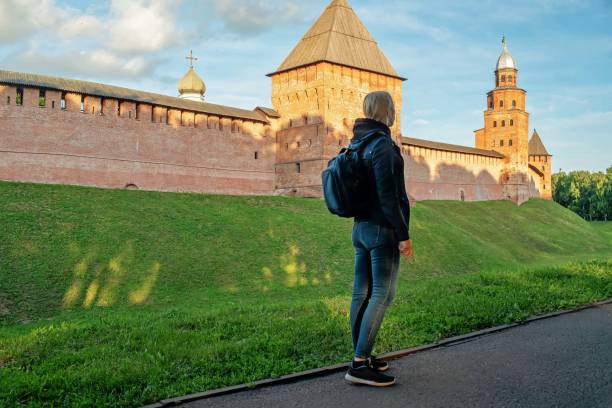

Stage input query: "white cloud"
[
  {"left": 59, "top": 15, "right": 104, "bottom": 40},
  {"left": 108, "top": 0, "right": 180, "bottom": 53},
  {"left": 0, "top": 0, "right": 182, "bottom": 79},
  {"left": 210, "top": 0, "right": 303, "bottom": 34},
  {"left": 0, "top": 0, "right": 72, "bottom": 42},
  {"left": 12, "top": 47, "right": 158, "bottom": 79}
]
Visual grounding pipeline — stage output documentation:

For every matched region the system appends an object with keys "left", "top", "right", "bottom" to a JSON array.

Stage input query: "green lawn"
[{"left": 1, "top": 181, "right": 611, "bottom": 407}]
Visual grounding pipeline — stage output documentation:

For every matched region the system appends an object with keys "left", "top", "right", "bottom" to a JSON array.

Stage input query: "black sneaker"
[
  {"left": 370, "top": 355, "right": 389, "bottom": 372},
  {"left": 345, "top": 358, "right": 396, "bottom": 387}
]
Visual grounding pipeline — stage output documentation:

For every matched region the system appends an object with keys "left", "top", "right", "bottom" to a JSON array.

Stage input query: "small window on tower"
[
  {"left": 489, "top": 101, "right": 493, "bottom": 109},
  {"left": 502, "top": 120, "right": 505, "bottom": 127},
  {"left": 500, "top": 139, "right": 504, "bottom": 147},
  {"left": 512, "top": 100, "right": 516, "bottom": 107},
  {"left": 296, "top": 162, "right": 301, "bottom": 173},
  {"left": 501, "top": 75, "right": 506, "bottom": 82},
  {"left": 508, "top": 76, "right": 513, "bottom": 83},
  {"left": 510, "top": 119, "right": 514, "bottom": 126},
  {"left": 509, "top": 139, "right": 513, "bottom": 146},
  {"left": 500, "top": 100, "right": 504, "bottom": 108},
  {"left": 493, "top": 121, "right": 497, "bottom": 127},
  {"left": 254, "top": 151, "right": 259, "bottom": 160}
]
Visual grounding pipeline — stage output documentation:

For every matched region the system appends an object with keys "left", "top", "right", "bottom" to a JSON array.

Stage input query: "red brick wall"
[
  {"left": 403, "top": 145, "right": 505, "bottom": 202},
  {"left": 0, "top": 85, "right": 276, "bottom": 195}
]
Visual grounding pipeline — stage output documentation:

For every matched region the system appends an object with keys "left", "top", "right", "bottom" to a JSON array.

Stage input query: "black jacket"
[{"left": 350, "top": 118, "right": 410, "bottom": 241}]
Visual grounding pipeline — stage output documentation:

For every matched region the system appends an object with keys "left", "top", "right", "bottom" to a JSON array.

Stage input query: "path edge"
[{"left": 142, "top": 298, "right": 612, "bottom": 408}]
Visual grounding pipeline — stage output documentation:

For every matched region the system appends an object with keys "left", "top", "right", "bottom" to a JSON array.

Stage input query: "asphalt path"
[{"left": 183, "top": 303, "right": 612, "bottom": 408}]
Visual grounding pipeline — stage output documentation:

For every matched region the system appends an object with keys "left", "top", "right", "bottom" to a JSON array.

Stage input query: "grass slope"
[{"left": 1, "top": 181, "right": 611, "bottom": 407}]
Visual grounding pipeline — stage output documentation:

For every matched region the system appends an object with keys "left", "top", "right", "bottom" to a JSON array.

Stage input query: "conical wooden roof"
[
  {"left": 269, "top": 0, "right": 404, "bottom": 80},
  {"left": 529, "top": 130, "right": 551, "bottom": 156}
]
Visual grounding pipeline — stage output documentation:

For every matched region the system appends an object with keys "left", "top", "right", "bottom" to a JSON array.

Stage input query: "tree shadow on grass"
[{"left": 62, "top": 240, "right": 163, "bottom": 310}]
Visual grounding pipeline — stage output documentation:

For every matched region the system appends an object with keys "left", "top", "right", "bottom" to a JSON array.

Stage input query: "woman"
[{"left": 344, "top": 91, "right": 413, "bottom": 387}]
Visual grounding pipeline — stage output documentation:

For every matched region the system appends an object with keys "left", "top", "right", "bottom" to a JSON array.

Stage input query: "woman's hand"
[{"left": 399, "top": 240, "right": 414, "bottom": 261}]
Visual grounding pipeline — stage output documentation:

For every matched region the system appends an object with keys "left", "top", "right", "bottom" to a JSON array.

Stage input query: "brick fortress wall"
[
  {"left": 0, "top": 84, "right": 277, "bottom": 195},
  {"left": 403, "top": 144, "right": 505, "bottom": 202}
]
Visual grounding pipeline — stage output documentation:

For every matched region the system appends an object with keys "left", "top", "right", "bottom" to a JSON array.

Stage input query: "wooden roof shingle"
[
  {"left": 402, "top": 137, "right": 505, "bottom": 158},
  {"left": 268, "top": 0, "right": 404, "bottom": 80},
  {"left": 528, "top": 130, "right": 551, "bottom": 156}
]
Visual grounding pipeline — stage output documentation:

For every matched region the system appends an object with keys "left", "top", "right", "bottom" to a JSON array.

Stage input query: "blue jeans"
[{"left": 350, "top": 221, "right": 400, "bottom": 358}]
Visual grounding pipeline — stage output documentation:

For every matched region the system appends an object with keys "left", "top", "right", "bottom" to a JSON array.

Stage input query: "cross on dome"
[
  {"left": 185, "top": 50, "right": 198, "bottom": 68},
  {"left": 178, "top": 49, "right": 206, "bottom": 102}
]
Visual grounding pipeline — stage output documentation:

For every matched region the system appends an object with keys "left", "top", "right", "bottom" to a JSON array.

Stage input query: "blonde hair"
[{"left": 363, "top": 91, "right": 396, "bottom": 127}]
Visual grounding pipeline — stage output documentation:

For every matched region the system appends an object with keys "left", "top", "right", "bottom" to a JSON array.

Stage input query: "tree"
[{"left": 552, "top": 166, "right": 612, "bottom": 221}]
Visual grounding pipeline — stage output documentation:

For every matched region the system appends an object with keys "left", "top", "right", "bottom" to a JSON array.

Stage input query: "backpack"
[{"left": 321, "top": 132, "right": 385, "bottom": 218}]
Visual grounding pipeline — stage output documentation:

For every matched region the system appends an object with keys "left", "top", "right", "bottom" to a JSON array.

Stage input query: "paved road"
[{"left": 184, "top": 304, "right": 612, "bottom": 408}]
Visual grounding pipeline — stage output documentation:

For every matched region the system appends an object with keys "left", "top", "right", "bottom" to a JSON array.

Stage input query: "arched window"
[
  {"left": 489, "top": 101, "right": 493, "bottom": 109},
  {"left": 500, "top": 100, "right": 504, "bottom": 108},
  {"left": 500, "top": 139, "right": 504, "bottom": 147},
  {"left": 501, "top": 75, "right": 506, "bottom": 82},
  {"left": 493, "top": 121, "right": 497, "bottom": 127},
  {"left": 508, "top": 76, "right": 513, "bottom": 83},
  {"left": 512, "top": 100, "right": 516, "bottom": 107},
  {"left": 509, "top": 139, "right": 513, "bottom": 146},
  {"left": 510, "top": 119, "right": 514, "bottom": 126},
  {"left": 502, "top": 120, "right": 505, "bottom": 127}
]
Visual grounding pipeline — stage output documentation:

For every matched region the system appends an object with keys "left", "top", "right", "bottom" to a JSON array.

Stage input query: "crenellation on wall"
[
  {"left": 64, "top": 92, "right": 81, "bottom": 112},
  {"left": 152, "top": 106, "right": 167, "bottom": 123},
  {"left": 137, "top": 103, "right": 153, "bottom": 121},
  {"left": 0, "top": 93, "right": 277, "bottom": 195},
  {"left": 119, "top": 101, "right": 137, "bottom": 119},
  {"left": 45, "top": 90, "right": 61, "bottom": 110},
  {"left": 83, "top": 95, "right": 100, "bottom": 115}
]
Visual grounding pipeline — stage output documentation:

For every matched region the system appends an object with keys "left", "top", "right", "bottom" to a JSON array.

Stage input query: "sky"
[{"left": 0, "top": 0, "right": 610, "bottom": 172}]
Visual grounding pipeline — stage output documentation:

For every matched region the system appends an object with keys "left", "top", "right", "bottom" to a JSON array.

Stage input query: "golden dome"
[{"left": 178, "top": 67, "right": 205, "bottom": 96}]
